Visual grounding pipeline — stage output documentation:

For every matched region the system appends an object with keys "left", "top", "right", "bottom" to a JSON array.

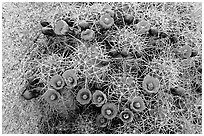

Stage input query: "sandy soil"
[{"left": 2, "top": 2, "right": 77, "bottom": 133}]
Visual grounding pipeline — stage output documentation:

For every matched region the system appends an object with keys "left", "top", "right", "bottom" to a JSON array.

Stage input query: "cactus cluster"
[{"left": 21, "top": 2, "right": 201, "bottom": 134}]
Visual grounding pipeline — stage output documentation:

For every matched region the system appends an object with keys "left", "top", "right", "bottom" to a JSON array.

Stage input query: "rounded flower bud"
[
  {"left": 81, "top": 29, "right": 95, "bottom": 41},
  {"left": 22, "top": 90, "right": 33, "bottom": 100},
  {"left": 119, "top": 109, "right": 134, "bottom": 123},
  {"left": 124, "top": 13, "right": 134, "bottom": 25},
  {"left": 142, "top": 75, "right": 160, "bottom": 93},
  {"left": 22, "top": 88, "right": 41, "bottom": 100},
  {"left": 148, "top": 28, "right": 159, "bottom": 37},
  {"left": 62, "top": 69, "right": 77, "bottom": 89},
  {"left": 63, "top": 16, "right": 75, "bottom": 27},
  {"left": 105, "top": 9, "right": 115, "bottom": 17},
  {"left": 159, "top": 31, "right": 168, "bottom": 39},
  {"left": 42, "top": 88, "right": 60, "bottom": 104},
  {"left": 40, "top": 21, "right": 50, "bottom": 27},
  {"left": 95, "top": 114, "right": 108, "bottom": 128},
  {"left": 122, "top": 3, "right": 130, "bottom": 12},
  {"left": 78, "top": 20, "right": 90, "bottom": 30},
  {"left": 49, "top": 75, "right": 65, "bottom": 90},
  {"left": 76, "top": 88, "right": 92, "bottom": 105},
  {"left": 101, "top": 103, "right": 118, "bottom": 120},
  {"left": 179, "top": 44, "right": 192, "bottom": 59},
  {"left": 130, "top": 96, "right": 146, "bottom": 112},
  {"left": 54, "top": 20, "right": 69, "bottom": 35},
  {"left": 170, "top": 86, "right": 186, "bottom": 97},
  {"left": 99, "top": 14, "right": 114, "bottom": 29},
  {"left": 136, "top": 20, "right": 150, "bottom": 35},
  {"left": 92, "top": 90, "right": 107, "bottom": 107},
  {"left": 102, "top": 3, "right": 114, "bottom": 17},
  {"left": 42, "top": 27, "right": 55, "bottom": 36}
]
